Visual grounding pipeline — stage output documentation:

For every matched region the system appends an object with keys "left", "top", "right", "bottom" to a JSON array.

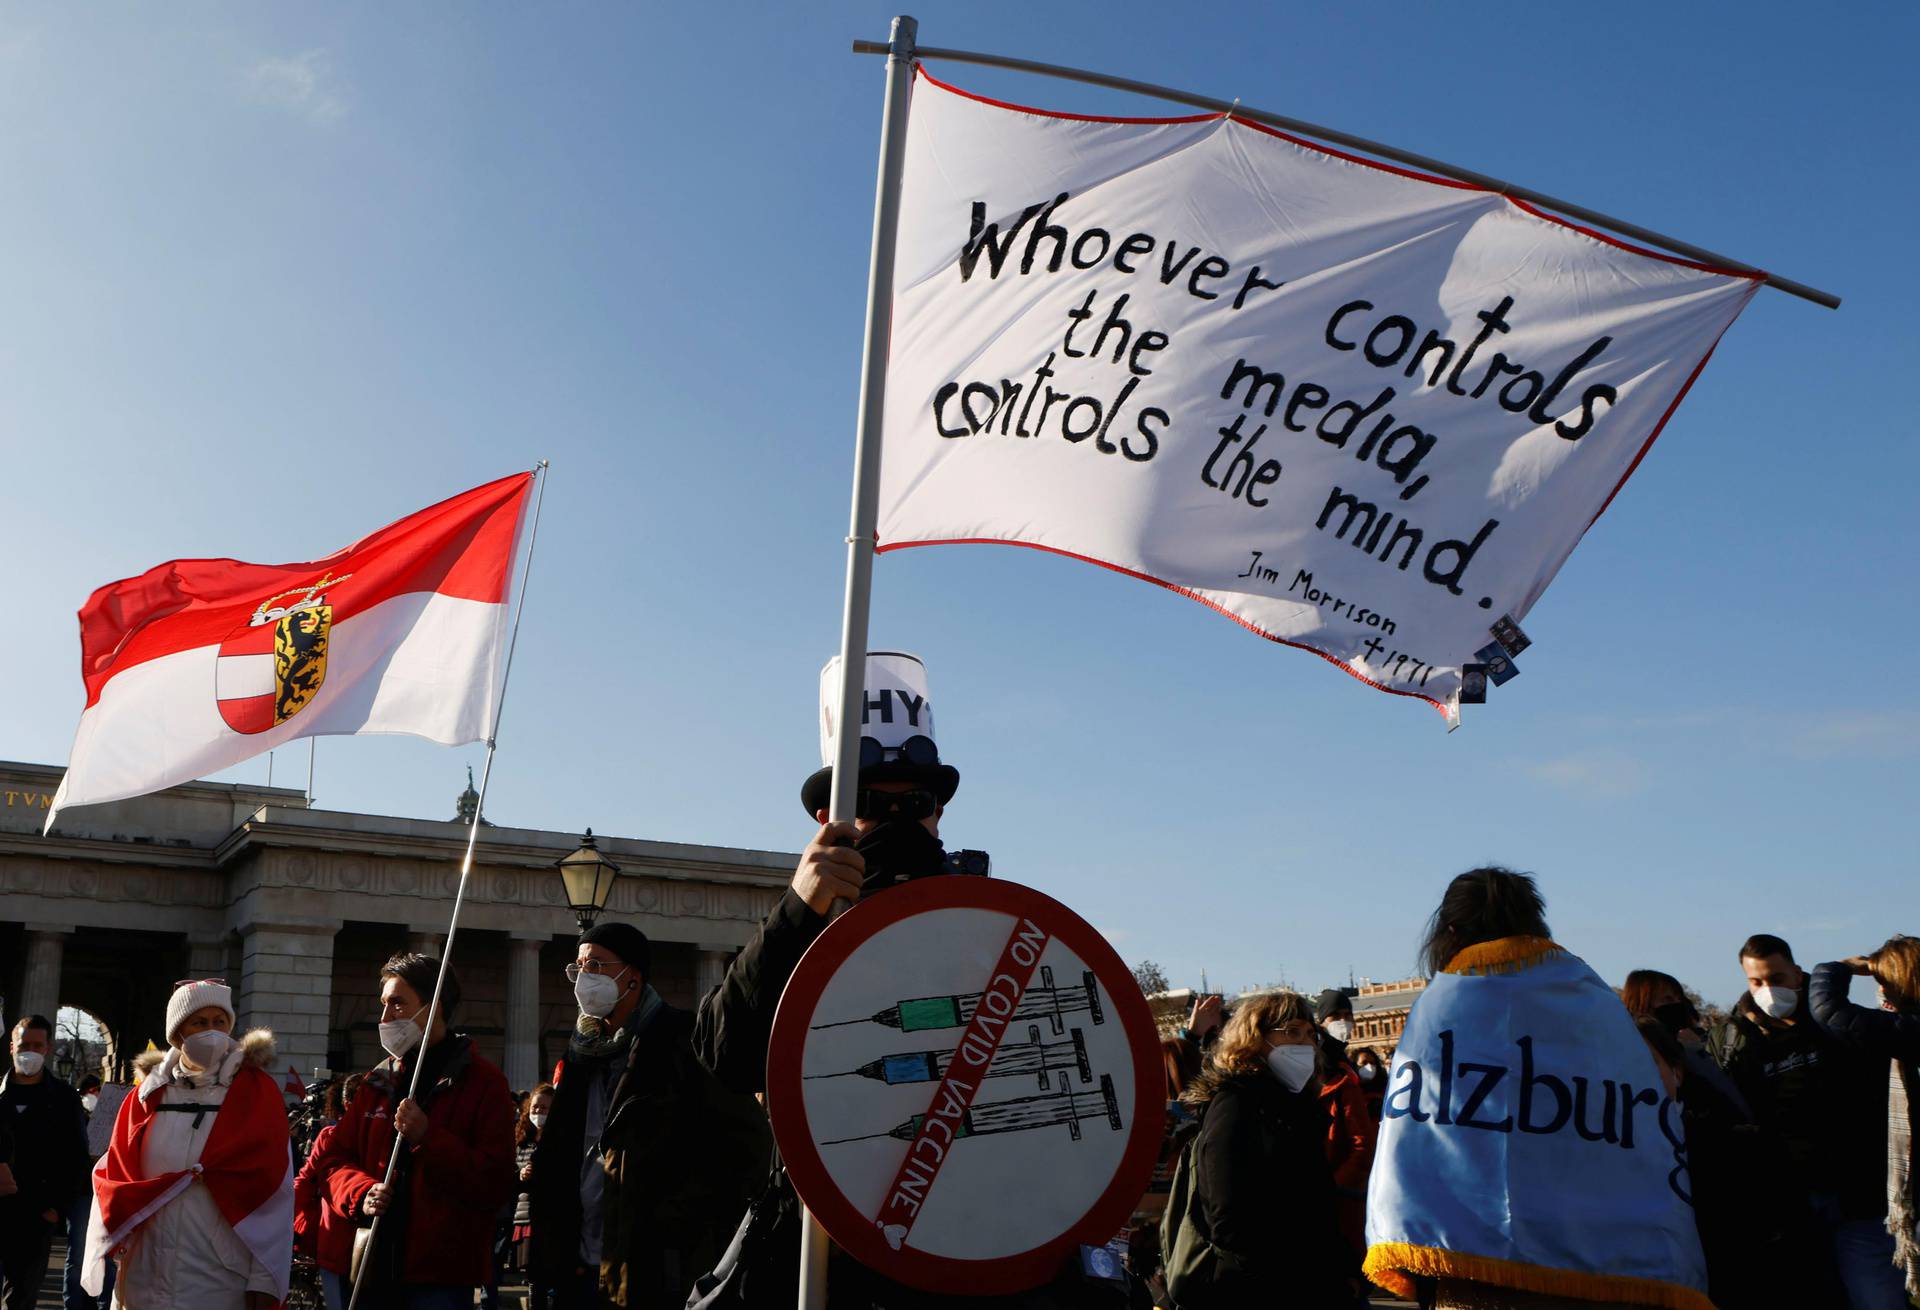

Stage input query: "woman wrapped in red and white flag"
[{"left": 84, "top": 980, "right": 294, "bottom": 1310}]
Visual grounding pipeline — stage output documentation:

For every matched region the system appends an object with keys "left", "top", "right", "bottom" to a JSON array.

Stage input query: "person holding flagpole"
[
  {"left": 310, "top": 954, "right": 516, "bottom": 1310},
  {"left": 689, "top": 653, "right": 1129, "bottom": 1307},
  {"left": 82, "top": 980, "right": 293, "bottom": 1310}
]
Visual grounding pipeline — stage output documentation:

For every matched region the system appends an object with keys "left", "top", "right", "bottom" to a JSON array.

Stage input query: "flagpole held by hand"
[
  {"left": 808, "top": 16, "right": 919, "bottom": 1310},
  {"left": 345, "top": 460, "right": 549, "bottom": 1310}
]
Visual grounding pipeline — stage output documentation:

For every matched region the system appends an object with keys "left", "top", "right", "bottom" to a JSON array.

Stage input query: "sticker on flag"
[
  {"left": 876, "top": 70, "right": 1762, "bottom": 717},
  {"left": 47, "top": 473, "right": 533, "bottom": 831}
]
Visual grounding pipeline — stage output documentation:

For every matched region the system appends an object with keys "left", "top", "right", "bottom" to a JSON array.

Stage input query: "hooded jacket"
[
  {"left": 87, "top": 1030, "right": 292, "bottom": 1310},
  {"left": 309, "top": 1034, "right": 516, "bottom": 1288},
  {"left": 293, "top": 1122, "right": 354, "bottom": 1274}
]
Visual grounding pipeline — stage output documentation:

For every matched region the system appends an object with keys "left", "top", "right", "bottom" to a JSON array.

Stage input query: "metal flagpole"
[
  {"left": 807, "top": 14, "right": 918, "bottom": 1310},
  {"left": 306, "top": 739, "right": 316, "bottom": 805},
  {"left": 344, "top": 460, "right": 550, "bottom": 1310},
  {"left": 851, "top": 38, "right": 1840, "bottom": 311}
]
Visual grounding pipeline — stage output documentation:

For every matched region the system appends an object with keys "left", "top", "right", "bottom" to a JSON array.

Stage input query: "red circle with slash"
[{"left": 767, "top": 875, "right": 1162, "bottom": 1293}]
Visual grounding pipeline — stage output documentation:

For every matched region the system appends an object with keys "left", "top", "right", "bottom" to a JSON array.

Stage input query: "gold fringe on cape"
[
  {"left": 1364, "top": 1241, "right": 1716, "bottom": 1310},
  {"left": 1444, "top": 935, "right": 1566, "bottom": 976}
]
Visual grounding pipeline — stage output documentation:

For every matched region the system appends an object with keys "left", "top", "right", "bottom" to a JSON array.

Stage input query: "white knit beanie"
[{"left": 165, "top": 979, "right": 235, "bottom": 1045}]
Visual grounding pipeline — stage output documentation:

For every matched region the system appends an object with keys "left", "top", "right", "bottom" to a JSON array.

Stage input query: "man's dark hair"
[
  {"left": 78, "top": 1074, "right": 103, "bottom": 1094},
  {"left": 1420, "top": 867, "right": 1550, "bottom": 977},
  {"left": 1738, "top": 933, "right": 1794, "bottom": 964},
  {"left": 10, "top": 1014, "right": 53, "bottom": 1042},
  {"left": 380, "top": 953, "right": 460, "bottom": 1021}
]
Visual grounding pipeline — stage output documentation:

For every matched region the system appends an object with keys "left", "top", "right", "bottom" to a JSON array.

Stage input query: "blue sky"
[{"left": 3, "top": 4, "right": 1914, "bottom": 1010}]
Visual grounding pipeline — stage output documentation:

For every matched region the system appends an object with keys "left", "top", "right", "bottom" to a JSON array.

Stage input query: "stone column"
[
  {"left": 694, "top": 946, "right": 735, "bottom": 1001},
  {"left": 406, "top": 932, "right": 444, "bottom": 959},
  {"left": 236, "top": 923, "right": 339, "bottom": 1086},
  {"left": 186, "top": 933, "right": 232, "bottom": 982},
  {"left": 504, "top": 935, "right": 547, "bottom": 1092},
  {"left": 17, "top": 926, "right": 71, "bottom": 1021}
]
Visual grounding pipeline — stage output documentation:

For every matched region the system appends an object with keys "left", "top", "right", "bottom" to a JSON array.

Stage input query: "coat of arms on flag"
[{"left": 215, "top": 574, "right": 348, "bottom": 734}]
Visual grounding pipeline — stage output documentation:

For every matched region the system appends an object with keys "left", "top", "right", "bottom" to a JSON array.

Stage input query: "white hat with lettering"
[{"left": 801, "top": 651, "right": 960, "bottom": 815}]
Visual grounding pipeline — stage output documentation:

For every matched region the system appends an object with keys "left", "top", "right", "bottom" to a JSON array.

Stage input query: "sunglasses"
[
  {"left": 173, "top": 978, "right": 228, "bottom": 989},
  {"left": 858, "top": 735, "right": 939, "bottom": 769},
  {"left": 856, "top": 787, "right": 938, "bottom": 822}
]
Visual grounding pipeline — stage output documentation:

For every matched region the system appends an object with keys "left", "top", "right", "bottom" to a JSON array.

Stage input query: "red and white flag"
[
  {"left": 83, "top": 1059, "right": 295, "bottom": 1299},
  {"left": 48, "top": 472, "right": 532, "bottom": 831}
]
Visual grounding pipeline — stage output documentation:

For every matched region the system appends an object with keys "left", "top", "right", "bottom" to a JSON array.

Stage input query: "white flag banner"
[{"left": 877, "top": 71, "right": 1762, "bottom": 716}]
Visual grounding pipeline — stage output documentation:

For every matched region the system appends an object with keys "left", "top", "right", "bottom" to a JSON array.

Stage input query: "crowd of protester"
[
  {"left": 4, "top": 886, "right": 1916, "bottom": 1310},
  {"left": 3, "top": 671, "right": 1916, "bottom": 1310}
]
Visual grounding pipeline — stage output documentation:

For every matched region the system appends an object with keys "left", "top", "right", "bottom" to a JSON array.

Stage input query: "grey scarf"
[
  {"left": 567, "top": 983, "right": 664, "bottom": 1062},
  {"left": 1891, "top": 1059, "right": 1918, "bottom": 1296}
]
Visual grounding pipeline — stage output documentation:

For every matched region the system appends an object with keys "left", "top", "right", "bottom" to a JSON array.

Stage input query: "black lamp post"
[{"left": 556, "top": 829, "right": 621, "bottom": 931}]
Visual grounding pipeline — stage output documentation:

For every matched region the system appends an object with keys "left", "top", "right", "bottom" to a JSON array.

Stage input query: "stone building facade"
[
  {"left": 1349, "top": 977, "right": 1426, "bottom": 1054},
  {"left": 0, "top": 761, "right": 793, "bottom": 1091}
]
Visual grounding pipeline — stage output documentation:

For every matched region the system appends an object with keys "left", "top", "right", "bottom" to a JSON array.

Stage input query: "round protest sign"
[{"left": 767, "top": 875, "right": 1161, "bottom": 1294}]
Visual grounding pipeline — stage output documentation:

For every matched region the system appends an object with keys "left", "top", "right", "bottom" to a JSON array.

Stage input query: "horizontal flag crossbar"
[{"left": 852, "top": 37, "right": 1839, "bottom": 311}]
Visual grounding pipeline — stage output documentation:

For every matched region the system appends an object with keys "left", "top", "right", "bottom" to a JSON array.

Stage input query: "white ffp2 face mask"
[
  {"left": 1324, "top": 1019, "right": 1352, "bottom": 1043},
  {"left": 529, "top": 1112, "right": 549, "bottom": 1131},
  {"left": 574, "top": 970, "right": 627, "bottom": 1019},
  {"left": 181, "top": 1030, "right": 233, "bottom": 1071},
  {"left": 1753, "top": 985, "right": 1798, "bottom": 1020},
  {"left": 1266, "top": 1043, "right": 1317, "bottom": 1092},
  {"left": 11, "top": 1050, "right": 45, "bottom": 1077},
  {"left": 380, "top": 1016, "right": 424, "bottom": 1061}
]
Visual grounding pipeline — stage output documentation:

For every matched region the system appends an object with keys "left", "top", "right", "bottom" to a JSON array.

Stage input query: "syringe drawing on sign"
[
  {"left": 821, "top": 1074, "right": 1123, "bottom": 1146},
  {"left": 806, "top": 1024, "right": 1093, "bottom": 1090},
  {"left": 811, "top": 966, "right": 1104, "bottom": 1036}
]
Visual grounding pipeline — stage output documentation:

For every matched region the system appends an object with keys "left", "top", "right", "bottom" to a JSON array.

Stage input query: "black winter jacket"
[
  {"left": 0, "top": 1071, "right": 88, "bottom": 1227},
  {"left": 691, "top": 888, "right": 1136, "bottom": 1310},
  {"left": 1713, "top": 987, "right": 1886, "bottom": 1218},
  {"left": 532, "top": 998, "right": 771, "bottom": 1309},
  {"left": 1810, "top": 961, "right": 1920, "bottom": 1062},
  {"left": 1182, "top": 1072, "right": 1350, "bottom": 1306}
]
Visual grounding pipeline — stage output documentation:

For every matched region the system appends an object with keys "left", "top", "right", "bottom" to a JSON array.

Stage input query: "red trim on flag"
[
  {"left": 914, "top": 69, "right": 1768, "bottom": 280},
  {"left": 874, "top": 537, "right": 1449, "bottom": 717},
  {"left": 217, "top": 694, "right": 277, "bottom": 736},
  {"left": 915, "top": 64, "right": 1220, "bottom": 126},
  {"left": 75, "top": 472, "right": 532, "bottom": 708},
  {"left": 1587, "top": 335, "right": 1736, "bottom": 526}
]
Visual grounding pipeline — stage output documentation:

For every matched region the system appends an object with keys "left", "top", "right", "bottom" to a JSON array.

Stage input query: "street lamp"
[{"left": 556, "top": 829, "right": 621, "bottom": 931}]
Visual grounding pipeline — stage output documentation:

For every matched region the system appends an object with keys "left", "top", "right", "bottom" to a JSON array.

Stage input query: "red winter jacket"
[
  {"left": 310, "top": 1036, "right": 516, "bottom": 1287},
  {"left": 1318, "top": 1059, "right": 1378, "bottom": 1257},
  {"left": 294, "top": 1123, "right": 355, "bottom": 1274}
]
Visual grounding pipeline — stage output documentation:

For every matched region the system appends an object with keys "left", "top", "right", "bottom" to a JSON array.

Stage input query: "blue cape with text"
[{"left": 1363, "top": 937, "right": 1711, "bottom": 1309}]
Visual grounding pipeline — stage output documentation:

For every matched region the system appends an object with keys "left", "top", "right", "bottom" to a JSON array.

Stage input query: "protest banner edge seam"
[{"left": 914, "top": 64, "right": 1769, "bottom": 284}]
